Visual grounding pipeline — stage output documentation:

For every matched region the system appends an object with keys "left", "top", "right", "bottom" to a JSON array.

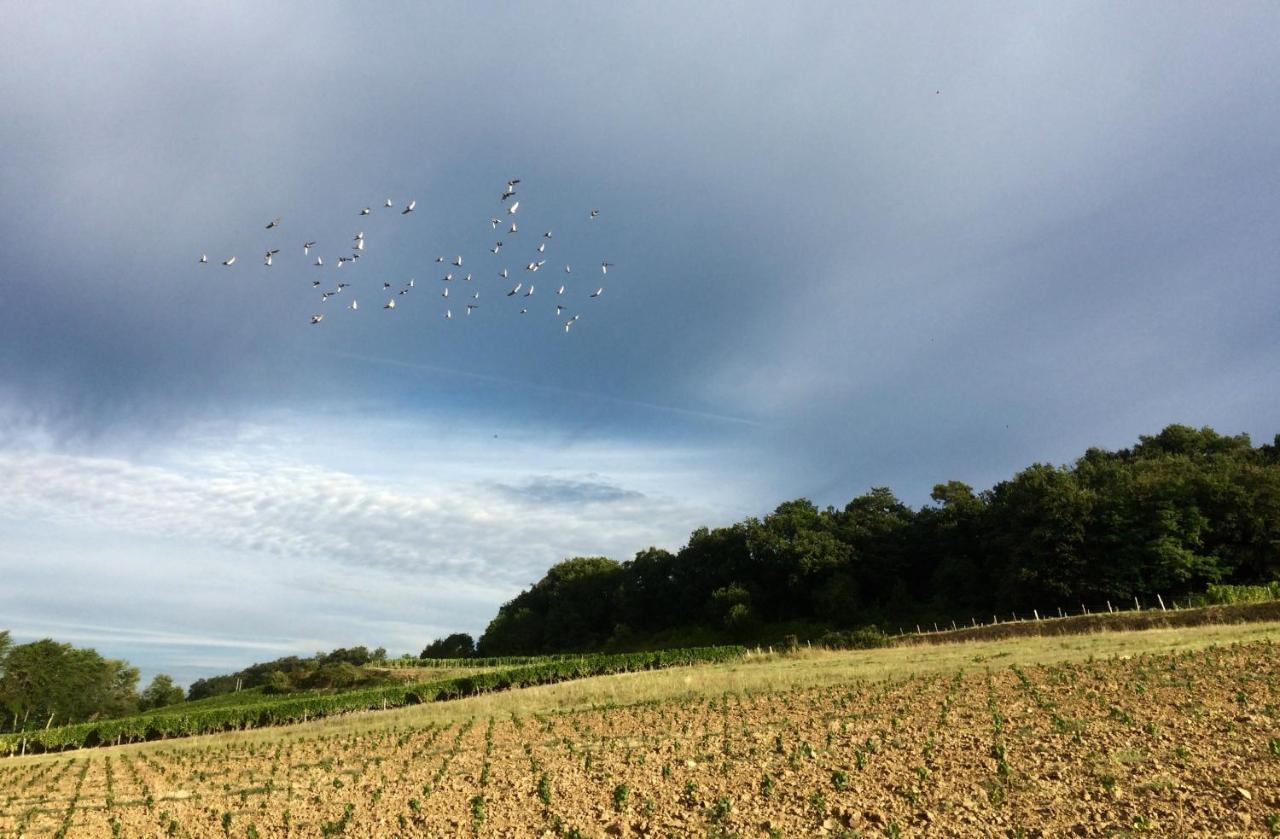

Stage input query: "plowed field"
[{"left": 2, "top": 642, "right": 1278, "bottom": 837}]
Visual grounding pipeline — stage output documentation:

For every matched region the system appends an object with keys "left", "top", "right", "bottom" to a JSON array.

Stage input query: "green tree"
[
  {"left": 420, "top": 633, "right": 476, "bottom": 658},
  {"left": 139, "top": 674, "right": 185, "bottom": 710}
]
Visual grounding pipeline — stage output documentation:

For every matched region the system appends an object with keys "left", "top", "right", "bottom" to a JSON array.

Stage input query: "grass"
[{"left": 7, "top": 619, "right": 1279, "bottom": 767}]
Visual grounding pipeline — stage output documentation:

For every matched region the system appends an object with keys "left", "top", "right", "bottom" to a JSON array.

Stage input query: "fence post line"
[
  {"left": 1058, "top": 606, "right": 1063, "bottom": 618},
  {"left": 972, "top": 617, "right": 977, "bottom": 627}
]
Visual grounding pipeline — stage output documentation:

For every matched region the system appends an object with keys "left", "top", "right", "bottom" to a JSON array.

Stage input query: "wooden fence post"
[
  {"left": 1107, "top": 600, "right": 1113, "bottom": 613},
  {"left": 1033, "top": 609, "right": 1040, "bottom": 621},
  {"left": 1134, "top": 596, "right": 1141, "bottom": 611},
  {"left": 1157, "top": 594, "right": 1166, "bottom": 611}
]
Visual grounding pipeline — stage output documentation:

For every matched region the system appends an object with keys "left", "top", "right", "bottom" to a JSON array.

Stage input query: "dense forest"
[{"left": 477, "top": 425, "right": 1280, "bottom": 654}]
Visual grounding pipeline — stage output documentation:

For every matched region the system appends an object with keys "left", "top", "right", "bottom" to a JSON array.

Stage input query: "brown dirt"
[{"left": 2, "top": 642, "right": 1277, "bottom": 836}]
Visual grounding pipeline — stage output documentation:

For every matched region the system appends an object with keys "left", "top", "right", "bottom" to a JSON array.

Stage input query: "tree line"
[
  {"left": 476, "top": 425, "right": 1280, "bottom": 654},
  {"left": 0, "top": 632, "right": 183, "bottom": 734}
]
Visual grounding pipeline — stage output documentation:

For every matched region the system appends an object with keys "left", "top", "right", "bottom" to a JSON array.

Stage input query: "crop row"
[
  {"left": 381, "top": 653, "right": 589, "bottom": 669},
  {"left": 0, "top": 646, "right": 745, "bottom": 757}
]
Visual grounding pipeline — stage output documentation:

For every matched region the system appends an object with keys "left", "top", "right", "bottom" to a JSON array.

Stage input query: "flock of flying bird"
[{"left": 198, "top": 181, "right": 613, "bottom": 333}]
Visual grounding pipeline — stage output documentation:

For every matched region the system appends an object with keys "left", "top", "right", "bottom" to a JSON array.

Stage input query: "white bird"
[
  {"left": 507, "top": 283, "right": 522, "bottom": 296},
  {"left": 591, "top": 288, "right": 604, "bottom": 298},
  {"left": 385, "top": 198, "right": 393, "bottom": 208},
  {"left": 490, "top": 218, "right": 501, "bottom": 229},
  {"left": 464, "top": 273, "right": 473, "bottom": 282},
  {"left": 471, "top": 291, "right": 480, "bottom": 299},
  {"left": 537, "top": 243, "right": 546, "bottom": 253},
  {"left": 444, "top": 309, "right": 452, "bottom": 319},
  {"left": 349, "top": 300, "right": 358, "bottom": 310},
  {"left": 407, "top": 279, "right": 415, "bottom": 288},
  {"left": 507, "top": 201, "right": 519, "bottom": 215},
  {"left": 491, "top": 242, "right": 502, "bottom": 254},
  {"left": 452, "top": 255, "right": 463, "bottom": 267},
  {"left": 355, "top": 239, "right": 364, "bottom": 251},
  {"left": 564, "top": 265, "right": 572, "bottom": 274},
  {"left": 525, "top": 285, "right": 535, "bottom": 297},
  {"left": 337, "top": 258, "right": 348, "bottom": 268},
  {"left": 315, "top": 257, "right": 323, "bottom": 267},
  {"left": 499, "top": 268, "right": 509, "bottom": 279},
  {"left": 443, "top": 273, "right": 453, "bottom": 282},
  {"left": 266, "top": 217, "right": 281, "bottom": 229},
  {"left": 337, "top": 282, "right": 350, "bottom": 290},
  {"left": 435, "top": 256, "right": 444, "bottom": 263},
  {"left": 526, "top": 262, "right": 539, "bottom": 271},
  {"left": 557, "top": 285, "right": 565, "bottom": 295},
  {"left": 311, "top": 314, "right": 324, "bottom": 324},
  {"left": 507, "top": 179, "right": 521, "bottom": 189},
  {"left": 384, "top": 298, "right": 396, "bottom": 309},
  {"left": 360, "top": 207, "right": 371, "bottom": 216},
  {"left": 543, "top": 230, "right": 553, "bottom": 239},
  {"left": 501, "top": 189, "right": 516, "bottom": 201},
  {"left": 222, "top": 256, "right": 237, "bottom": 266},
  {"left": 322, "top": 292, "right": 332, "bottom": 301},
  {"left": 520, "top": 307, "right": 528, "bottom": 314},
  {"left": 466, "top": 304, "right": 478, "bottom": 315},
  {"left": 442, "top": 288, "right": 449, "bottom": 298},
  {"left": 304, "top": 241, "right": 316, "bottom": 254},
  {"left": 199, "top": 254, "right": 208, "bottom": 264},
  {"left": 355, "top": 231, "right": 364, "bottom": 240},
  {"left": 264, "top": 254, "right": 273, "bottom": 266},
  {"left": 589, "top": 209, "right": 600, "bottom": 219},
  {"left": 402, "top": 200, "right": 415, "bottom": 215},
  {"left": 564, "top": 314, "right": 580, "bottom": 332},
  {"left": 556, "top": 305, "right": 565, "bottom": 315},
  {"left": 509, "top": 223, "right": 518, "bottom": 234}
]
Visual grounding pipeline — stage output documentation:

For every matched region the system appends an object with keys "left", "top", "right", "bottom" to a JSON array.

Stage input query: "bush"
[
  {"left": 1203, "top": 582, "right": 1280, "bottom": 605},
  {"left": 819, "top": 626, "right": 891, "bottom": 650}
]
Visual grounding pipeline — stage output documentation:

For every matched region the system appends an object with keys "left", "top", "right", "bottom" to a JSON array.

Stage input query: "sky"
[{"left": 2, "top": 2, "right": 1278, "bottom": 686}]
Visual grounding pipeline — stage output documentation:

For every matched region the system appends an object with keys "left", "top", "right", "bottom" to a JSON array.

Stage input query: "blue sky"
[{"left": 2, "top": 3, "right": 1278, "bottom": 686}]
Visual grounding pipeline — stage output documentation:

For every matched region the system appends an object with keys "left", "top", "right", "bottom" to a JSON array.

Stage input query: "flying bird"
[
  {"left": 507, "top": 283, "right": 522, "bottom": 296},
  {"left": 589, "top": 210, "right": 599, "bottom": 219},
  {"left": 499, "top": 268, "right": 509, "bottom": 279},
  {"left": 491, "top": 242, "right": 502, "bottom": 254},
  {"left": 590, "top": 287, "right": 604, "bottom": 298},
  {"left": 311, "top": 314, "right": 324, "bottom": 324},
  {"left": 442, "top": 288, "right": 449, "bottom": 298},
  {"left": 266, "top": 218, "right": 281, "bottom": 229},
  {"left": 507, "top": 201, "right": 519, "bottom": 215},
  {"left": 564, "top": 265, "right": 572, "bottom": 274},
  {"left": 490, "top": 218, "right": 501, "bottom": 229},
  {"left": 444, "top": 309, "right": 452, "bottom": 319},
  {"left": 557, "top": 285, "right": 565, "bottom": 295},
  {"left": 509, "top": 223, "right": 518, "bottom": 234},
  {"left": 556, "top": 305, "right": 565, "bottom": 316},
  {"left": 601, "top": 261, "right": 614, "bottom": 274},
  {"left": 402, "top": 200, "right": 416, "bottom": 215},
  {"left": 385, "top": 198, "right": 393, "bottom": 208},
  {"left": 543, "top": 231, "right": 553, "bottom": 239},
  {"left": 222, "top": 256, "right": 237, "bottom": 266},
  {"left": 315, "top": 257, "right": 323, "bottom": 267},
  {"left": 199, "top": 254, "right": 208, "bottom": 264},
  {"left": 349, "top": 300, "right": 358, "bottom": 310},
  {"left": 304, "top": 242, "right": 316, "bottom": 254},
  {"left": 537, "top": 243, "right": 546, "bottom": 253},
  {"left": 466, "top": 304, "right": 478, "bottom": 315},
  {"left": 452, "top": 256, "right": 463, "bottom": 267},
  {"left": 360, "top": 207, "right": 371, "bottom": 216},
  {"left": 525, "top": 285, "right": 535, "bottom": 297},
  {"left": 384, "top": 298, "right": 396, "bottom": 309}
]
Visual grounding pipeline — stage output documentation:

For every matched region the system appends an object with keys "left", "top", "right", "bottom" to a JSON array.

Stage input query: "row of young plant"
[
  {"left": 380, "top": 653, "right": 590, "bottom": 669},
  {"left": 0, "top": 646, "right": 746, "bottom": 757}
]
